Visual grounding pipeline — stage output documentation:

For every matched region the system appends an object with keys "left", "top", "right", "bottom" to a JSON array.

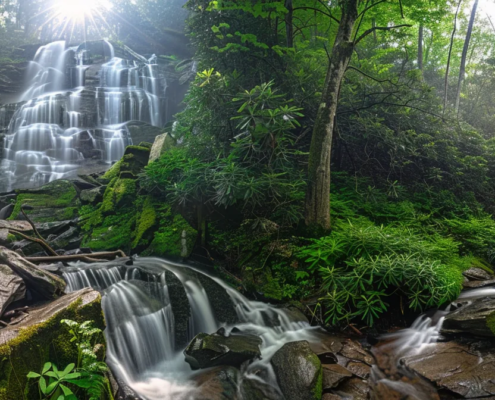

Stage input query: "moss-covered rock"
[
  {"left": 8, "top": 181, "right": 79, "bottom": 223},
  {"left": 0, "top": 288, "right": 104, "bottom": 400},
  {"left": 486, "top": 310, "right": 495, "bottom": 336},
  {"left": 271, "top": 340, "right": 323, "bottom": 400},
  {"left": 184, "top": 329, "right": 262, "bottom": 370}
]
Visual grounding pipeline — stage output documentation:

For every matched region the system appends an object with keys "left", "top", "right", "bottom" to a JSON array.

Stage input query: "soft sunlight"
[{"left": 54, "top": 0, "right": 98, "bottom": 21}]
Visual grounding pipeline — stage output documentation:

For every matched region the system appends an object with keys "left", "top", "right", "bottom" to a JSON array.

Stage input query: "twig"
[
  {"left": 355, "top": 24, "right": 412, "bottom": 45},
  {"left": 8, "top": 228, "right": 58, "bottom": 257},
  {"left": 26, "top": 250, "right": 127, "bottom": 264}
]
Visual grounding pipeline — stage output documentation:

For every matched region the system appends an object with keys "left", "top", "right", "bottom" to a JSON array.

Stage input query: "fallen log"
[{"left": 26, "top": 250, "right": 127, "bottom": 264}]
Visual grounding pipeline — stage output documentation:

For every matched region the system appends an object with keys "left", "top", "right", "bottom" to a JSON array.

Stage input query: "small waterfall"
[
  {"left": 63, "top": 258, "right": 320, "bottom": 400},
  {"left": 0, "top": 40, "right": 170, "bottom": 192}
]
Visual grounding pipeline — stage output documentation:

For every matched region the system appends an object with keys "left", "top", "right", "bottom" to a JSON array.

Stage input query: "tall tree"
[
  {"left": 455, "top": 0, "right": 479, "bottom": 113},
  {"left": 418, "top": 24, "right": 424, "bottom": 70},
  {"left": 444, "top": 0, "right": 462, "bottom": 114},
  {"left": 305, "top": 0, "right": 409, "bottom": 230}
]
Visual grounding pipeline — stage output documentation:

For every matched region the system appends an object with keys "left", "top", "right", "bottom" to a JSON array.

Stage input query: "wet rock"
[
  {"left": 50, "top": 226, "right": 82, "bottom": 250},
  {"left": 193, "top": 366, "right": 240, "bottom": 400},
  {"left": 334, "top": 377, "right": 370, "bottom": 400},
  {"left": 35, "top": 220, "right": 74, "bottom": 236},
  {"left": 0, "top": 220, "right": 32, "bottom": 232},
  {"left": 80, "top": 185, "right": 106, "bottom": 204},
  {"left": 322, "top": 364, "right": 352, "bottom": 390},
  {"left": 346, "top": 361, "right": 371, "bottom": 379},
  {"left": 0, "top": 247, "right": 65, "bottom": 300},
  {"left": 184, "top": 328, "right": 262, "bottom": 370},
  {"left": 463, "top": 279, "right": 495, "bottom": 289},
  {"left": 126, "top": 121, "right": 164, "bottom": 145},
  {"left": 149, "top": 133, "right": 175, "bottom": 163},
  {"left": 38, "top": 262, "right": 64, "bottom": 274},
  {"left": 165, "top": 270, "right": 190, "bottom": 348},
  {"left": 271, "top": 340, "right": 323, "bottom": 400},
  {"left": 196, "top": 271, "right": 238, "bottom": 325},
  {"left": 0, "top": 264, "right": 25, "bottom": 317},
  {"left": 0, "top": 288, "right": 104, "bottom": 399},
  {"left": 339, "top": 338, "right": 374, "bottom": 365},
  {"left": 442, "top": 297, "right": 495, "bottom": 337},
  {"left": 463, "top": 267, "right": 493, "bottom": 281},
  {"left": 0, "top": 194, "right": 16, "bottom": 210},
  {"left": 0, "top": 204, "right": 14, "bottom": 220}
]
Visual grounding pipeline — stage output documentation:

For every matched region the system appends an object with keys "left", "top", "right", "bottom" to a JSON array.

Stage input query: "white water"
[
  {"left": 1, "top": 40, "right": 168, "bottom": 191},
  {"left": 63, "top": 258, "right": 321, "bottom": 400}
]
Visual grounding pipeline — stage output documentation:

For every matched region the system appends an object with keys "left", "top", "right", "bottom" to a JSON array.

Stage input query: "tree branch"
[
  {"left": 355, "top": 24, "right": 412, "bottom": 45},
  {"left": 293, "top": 7, "right": 339, "bottom": 23},
  {"left": 358, "top": 0, "right": 388, "bottom": 18},
  {"left": 347, "top": 65, "right": 400, "bottom": 86}
]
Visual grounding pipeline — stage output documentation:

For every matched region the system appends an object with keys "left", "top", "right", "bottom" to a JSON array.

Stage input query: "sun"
[{"left": 53, "top": 0, "right": 99, "bottom": 21}]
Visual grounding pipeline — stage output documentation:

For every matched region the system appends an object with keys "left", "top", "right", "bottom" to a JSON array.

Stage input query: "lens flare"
[{"left": 53, "top": 0, "right": 98, "bottom": 21}]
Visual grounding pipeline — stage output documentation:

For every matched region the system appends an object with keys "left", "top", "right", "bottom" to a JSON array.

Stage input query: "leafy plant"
[{"left": 27, "top": 320, "right": 111, "bottom": 400}]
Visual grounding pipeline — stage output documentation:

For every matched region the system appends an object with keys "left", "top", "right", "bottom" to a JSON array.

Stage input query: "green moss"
[
  {"left": 8, "top": 181, "right": 78, "bottom": 222},
  {"left": 144, "top": 205, "right": 197, "bottom": 257},
  {"left": 0, "top": 294, "right": 104, "bottom": 400},
  {"left": 486, "top": 311, "right": 495, "bottom": 336},
  {"left": 114, "top": 179, "right": 136, "bottom": 207},
  {"left": 132, "top": 196, "right": 157, "bottom": 248},
  {"left": 102, "top": 159, "right": 123, "bottom": 180}
]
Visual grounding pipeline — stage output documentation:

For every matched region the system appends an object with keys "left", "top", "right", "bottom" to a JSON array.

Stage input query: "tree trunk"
[
  {"left": 285, "top": 0, "right": 293, "bottom": 47},
  {"left": 418, "top": 24, "right": 424, "bottom": 71},
  {"left": 455, "top": 0, "right": 478, "bottom": 114},
  {"left": 444, "top": 0, "right": 462, "bottom": 114},
  {"left": 305, "top": 0, "right": 359, "bottom": 230}
]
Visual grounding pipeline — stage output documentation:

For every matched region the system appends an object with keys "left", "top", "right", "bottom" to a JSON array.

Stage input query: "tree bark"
[
  {"left": 418, "top": 24, "right": 424, "bottom": 71},
  {"left": 305, "top": 0, "right": 359, "bottom": 230},
  {"left": 285, "top": 0, "right": 294, "bottom": 47},
  {"left": 444, "top": 0, "right": 462, "bottom": 114},
  {"left": 455, "top": 0, "right": 478, "bottom": 114}
]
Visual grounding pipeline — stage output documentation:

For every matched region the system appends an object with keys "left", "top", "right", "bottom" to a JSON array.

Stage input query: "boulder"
[
  {"left": 0, "top": 288, "right": 104, "bottom": 400},
  {"left": 442, "top": 297, "right": 495, "bottom": 337},
  {"left": 271, "top": 340, "right": 323, "bottom": 400},
  {"left": 402, "top": 340, "right": 495, "bottom": 398},
  {"left": 0, "top": 264, "right": 25, "bottom": 317},
  {"left": 149, "top": 133, "right": 175, "bottom": 163},
  {"left": 192, "top": 366, "right": 240, "bottom": 400},
  {"left": 126, "top": 121, "right": 164, "bottom": 145},
  {"left": 0, "top": 247, "right": 65, "bottom": 300},
  {"left": 463, "top": 279, "right": 495, "bottom": 289},
  {"left": 80, "top": 185, "right": 106, "bottom": 204},
  {"left": 0, "top": 220, "right": 32, "bottom": 232},
  {"left": 11, "top": 180, "right": 79, "bottom": 222},
  {"left": 184, "top": 328, "right": 262, "bottom": 370},
  {"left": 463, "top": 267, "right": 493, "bottom": 281},
  {"left": 0, "top": 204, "right": 14, "bottom": 220}
]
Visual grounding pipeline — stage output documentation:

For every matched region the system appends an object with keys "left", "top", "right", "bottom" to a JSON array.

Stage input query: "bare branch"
[
  {"left": 293, "top": 7, "right": 340, "bottom": 23},
  {"left": 355, "top": 24, "right": 412, "bottom": 45},
  {"left": 358, "top": 0, "right": 388, "bottom": 18}
]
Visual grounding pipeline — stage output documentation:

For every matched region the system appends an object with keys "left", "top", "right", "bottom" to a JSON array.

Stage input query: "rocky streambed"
[{"left": 2, "top": 175, "right": 495, "bottom": 399}]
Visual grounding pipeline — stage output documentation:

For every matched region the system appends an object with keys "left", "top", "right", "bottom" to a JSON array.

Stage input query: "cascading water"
[
  {"left": 0, "top": 40, "right": 169, "bottom": 192},
  {"left": 63, "top": 258, "right": 322, "bottom": 400}
]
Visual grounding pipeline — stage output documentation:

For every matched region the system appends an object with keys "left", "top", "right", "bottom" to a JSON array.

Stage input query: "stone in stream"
[
  {"left": 0, "top": 246, "right": 66, "bottom": 300},
  {"left": 442, "top": 297, "right": 495, "bottom": 337},
  {"left": 184, "top": 327, "right": 262, "bottom": 370},
  {"left": 0, "top": 288, "right": 104, "bottom": 400},
  {"left": 0, "top": 264, "right": 25, "bottom": 317},
  {"left": 463, "top": 279, "right": 495, "bottom": 288},
  {"left": 463, "top": 267, "right": 493, "bottom": 281},
  {"left": 322, "top": 364, "right": 352, "bottom": 390},
  {"left": 270, "top": 340, "right": 323, "bottom": 400},
  {"left": 402, "top": 340, "right": 495, "bottom": 398}
]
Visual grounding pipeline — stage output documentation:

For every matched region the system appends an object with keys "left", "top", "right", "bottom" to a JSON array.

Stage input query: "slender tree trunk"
[
  {"left": 418, "top": 24, "right": 424, "bottom": 71},
  {"left": 444, "top": 0, "right": 462, "bottom": 114},
  {"left": 455, "top": 0, "right": 478, "bottom": 114},
  {"left": 285, "top": 0, "right": 294, "bottom": 47},
  {"left": 305, "top": 0, "right": 359, "bottom": 230}
]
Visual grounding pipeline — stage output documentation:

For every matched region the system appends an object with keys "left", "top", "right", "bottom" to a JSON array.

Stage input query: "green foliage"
[{"left": 26, "top": 320, "right": 109, "bottom": 400}]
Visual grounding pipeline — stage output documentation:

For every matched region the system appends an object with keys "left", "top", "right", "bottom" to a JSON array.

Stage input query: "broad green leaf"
[{"left": 42, "top": 362, "right": 52, "bottom": 374}]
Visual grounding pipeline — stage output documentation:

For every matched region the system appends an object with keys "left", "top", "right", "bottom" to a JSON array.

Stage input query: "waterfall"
[
  {"left": 0, "top": 40, "right": 169, "bottom": 192},
  {"left": 63, "top": 258, "right": 320, "bottom": 400}
]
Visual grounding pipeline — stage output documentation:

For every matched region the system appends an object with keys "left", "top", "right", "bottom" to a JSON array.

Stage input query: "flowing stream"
[
  {"left": 0, "top": 41, "right": 168, "bottom": 191},
  {"left": 63, "top": 257, "right": 495, "bottom": 399},
  {"left": 63, "top": 257, "right": 321, "bottom": 400}
]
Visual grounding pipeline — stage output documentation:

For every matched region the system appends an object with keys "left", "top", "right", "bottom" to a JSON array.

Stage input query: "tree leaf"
[{"left": 42, "top": 362, "right": 52, "bottom": 374}]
